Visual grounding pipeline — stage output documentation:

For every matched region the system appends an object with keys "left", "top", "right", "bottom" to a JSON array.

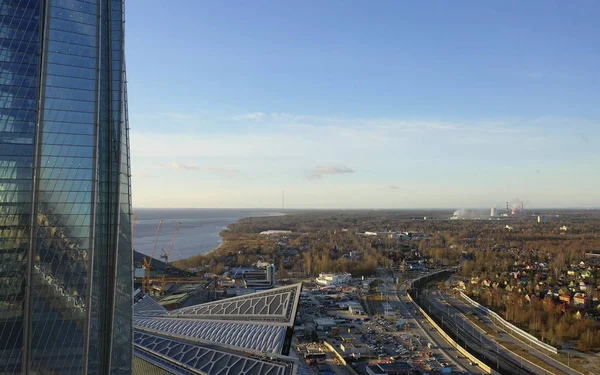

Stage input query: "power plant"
[
  {"left": 511, "top": 202, "right": 525, "bottom": 215},
  {"left": 504, "top": 201, "right": 525, "bottom": 216},
  {"left": 454, "top": 201, "right": 528, "bottom": 220}
]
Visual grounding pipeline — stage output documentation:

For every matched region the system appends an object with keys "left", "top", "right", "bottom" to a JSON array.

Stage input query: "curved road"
[
  {"left": 392, "top": 278, "right": 476, "bottom": 373},
  {"left": 416, "top": 288, "right": 535, "bottom": 375},
  {"left": 436, "top": 290, "right": 582, "bottom": 375}
]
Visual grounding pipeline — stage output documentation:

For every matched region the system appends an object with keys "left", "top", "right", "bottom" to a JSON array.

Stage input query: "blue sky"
[{"left": 126, "top": 0, "right": 600, "bottom": 209}]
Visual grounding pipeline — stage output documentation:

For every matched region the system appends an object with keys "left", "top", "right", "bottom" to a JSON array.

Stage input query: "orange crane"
[
  {"left": 142, "top": 219, "right": 163, "bottom": 292},
  {"left": 161, "top": 221, "right": 181, "bottom": 269},
  {"left": 141, "top": 221, "right": 210, "bottom": 294},
  {"left": 160, "top": 222, "right": 181, "bottom": 289}
]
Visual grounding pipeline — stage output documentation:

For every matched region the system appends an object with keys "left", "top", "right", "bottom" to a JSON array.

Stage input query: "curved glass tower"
[{"left": 0, "top": 0, "right": 133, "bottom": 374}]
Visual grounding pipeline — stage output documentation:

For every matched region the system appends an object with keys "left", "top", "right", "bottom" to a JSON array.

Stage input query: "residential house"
[
  {"left": 559, "top": 294, "right": 573, "bottom": 306},
  {"left": 574, "top": 293, "right": 590, "bottom": 308}
]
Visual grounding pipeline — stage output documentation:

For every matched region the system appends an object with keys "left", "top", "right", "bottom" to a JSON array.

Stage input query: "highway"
[
  {"left": 387, "top": 276, "right": 478, "bottom": 374},
  {"left": 415, "top": 287, "right": 537, "bottom": 375},
  {"left": 434, "top": 289, "right": 581, "bottom": 375}
]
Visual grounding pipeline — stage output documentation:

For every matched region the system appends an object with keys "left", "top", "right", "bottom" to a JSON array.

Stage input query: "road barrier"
[
  {"left": 459, "top": 292, "right": 559, "bottom": 355},
  {"left": 406, "top": 292, "right": 498, "bottom": 375}
]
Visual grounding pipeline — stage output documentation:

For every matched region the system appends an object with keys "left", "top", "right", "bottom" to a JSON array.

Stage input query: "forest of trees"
[
  {"left": 173, "top": 228, "right": 395, "bottom": 277},
  {"left": 172, "top": 209, "right": 600, "bottom": 351}
]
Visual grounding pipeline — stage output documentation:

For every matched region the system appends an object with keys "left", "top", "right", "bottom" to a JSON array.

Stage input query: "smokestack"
[
  {"left": 506, "top": 202, "right": 509, "bottom": 212},
  {"left": 521, "top": 202, "right": 524, "bottom": 214}
]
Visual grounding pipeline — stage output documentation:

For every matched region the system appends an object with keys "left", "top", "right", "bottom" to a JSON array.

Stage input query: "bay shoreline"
[{"left": 188, "top": 211, "right": 286, "bottom": 258}]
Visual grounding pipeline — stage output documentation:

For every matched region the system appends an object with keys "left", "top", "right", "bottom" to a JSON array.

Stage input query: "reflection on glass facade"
[{"left": 0, "top": 1, "right": 133, "bottom": 374}]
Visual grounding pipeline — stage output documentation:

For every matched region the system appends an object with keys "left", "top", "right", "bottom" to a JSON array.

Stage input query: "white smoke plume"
[{"left": 453, "top": 209, "right": 479, "bottom": 219}]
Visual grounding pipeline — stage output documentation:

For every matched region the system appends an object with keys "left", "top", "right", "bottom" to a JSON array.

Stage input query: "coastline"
[
  {"left": 197, "top": 211, "right": 286, "bottom": 258},
  {"left": 203, "top": 238, "right": 225, "bottom": 257}
]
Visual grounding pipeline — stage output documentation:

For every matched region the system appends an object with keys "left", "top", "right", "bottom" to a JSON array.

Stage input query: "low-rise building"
[
  {"left": 406, "top": 263, "right": 428, "bottom": 271},
  {"left": 366, "top": 362, "right": 413, "bottom": 375},
  {"left": 382, "top": 302, "right": 395, "bottom": 316},
  {"left": 339, "top": 343, "right": 371, "bottom": 357},
  {"left": 574, "top": 293, "right": 590, "bottom": 308},
  {"left": 559, "top": 294, "right": 573, "bottom": 305},
  {"left": 339, "top": 333, "right": 357, "bottom": 343},
  {"left": 347, "top": 301, "right": 365, "bottom": 315},
  {"left": 314, "top": 317, "right": 337, "bottom": 331},
  {"left": 316, "top": 273, "right": 352, "bottom": 286},
  {"left": 299, "top": 346, "right": 326, "bottom": 362},
  {"left": 259, "top": 230, "right": 292, "bottom": 235},
  {"left": 243, "top": 264, "right": 275, "bottom": 289}
]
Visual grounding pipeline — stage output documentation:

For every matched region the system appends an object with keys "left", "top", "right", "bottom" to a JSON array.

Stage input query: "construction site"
[
  {"left": 132, "top": 218, "right": 216, "bottom": 310},
  {"left": 131, "top": 217, "right": 280, "bottom": 311}
]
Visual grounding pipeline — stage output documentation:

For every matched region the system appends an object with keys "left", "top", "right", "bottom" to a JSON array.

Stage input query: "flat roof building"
[
  {"left": 340, "top": 334, "right": 357, "bottom": 343},
  {"left": 243, "top": 264, "right": 276, "bottom": 289},
  {"left": 366, "top": 362, "right": 413, "bottom": 375},
  {"left": 347, "top": 301, "right": 366, "bottom": 315},
  {"left": 340, "top": 343, "right": 371, "bottom": 357},
  {"left": 314, "top": 317, "right": 337, "bottom": 330},
  {"left": 316, "top": 273, "right": 352, "bottom": 286}
]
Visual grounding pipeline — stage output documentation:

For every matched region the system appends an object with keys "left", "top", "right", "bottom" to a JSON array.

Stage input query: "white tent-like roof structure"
[{"left": 133, "top": 283, "right": 302, "bottom": 375}]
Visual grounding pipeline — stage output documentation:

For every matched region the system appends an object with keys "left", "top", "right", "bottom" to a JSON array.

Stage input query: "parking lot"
[{"left": 294, "top": 279, "right": 471, "bottom": 374}]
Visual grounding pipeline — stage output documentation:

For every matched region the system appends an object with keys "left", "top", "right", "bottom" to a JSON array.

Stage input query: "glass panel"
[
  {"left": 0, "top": 1, "right": 40, "bottom": 373},
  {"left": 28, "top": 1, "right": 98, "bottom": 374},
  {"left": 2, "top": 1, "right": 133, "bottom": 373}
]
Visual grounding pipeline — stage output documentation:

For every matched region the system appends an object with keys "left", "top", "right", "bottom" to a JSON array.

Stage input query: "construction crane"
[
  {"left": 139, "top": 221, "right": 215, "bottom": 295},
  {"left": 160, "top": 222, "right": 181, "bottom": 290},
  {"left": 142, "top": 219, "right": 163, "bottom": 292},
  {"left": 161, "top": 221, "right": 181, "bottom": 270}
]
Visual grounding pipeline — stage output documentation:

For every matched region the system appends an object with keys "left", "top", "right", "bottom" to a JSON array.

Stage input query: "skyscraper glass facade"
[{"left": 0, "top": 0, "right": 132, "bottom": 373}]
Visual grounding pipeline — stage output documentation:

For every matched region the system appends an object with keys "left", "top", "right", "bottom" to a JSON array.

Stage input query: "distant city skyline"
[{"left": 127, "top": 1, "right": 600, "bottom": 209}]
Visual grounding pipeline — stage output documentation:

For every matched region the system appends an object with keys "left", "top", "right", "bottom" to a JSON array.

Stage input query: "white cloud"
[
  {"left": 309, "top": 165, "right": 354, "bottom": 179},
  {"left": 130, "top": 115, "right": 589, "bottom": 167},
  {"left": 129, "top": 113, "right": 600, "bottom": 208},
  {"left": 233, "top": 112, "right": 266, "bottom": 120},
  {"left": 270, "top": 112, "right": 291, "bottom": 119},
  {"left": 169, "top": 162, "right": 198, "bottom": 170}
]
